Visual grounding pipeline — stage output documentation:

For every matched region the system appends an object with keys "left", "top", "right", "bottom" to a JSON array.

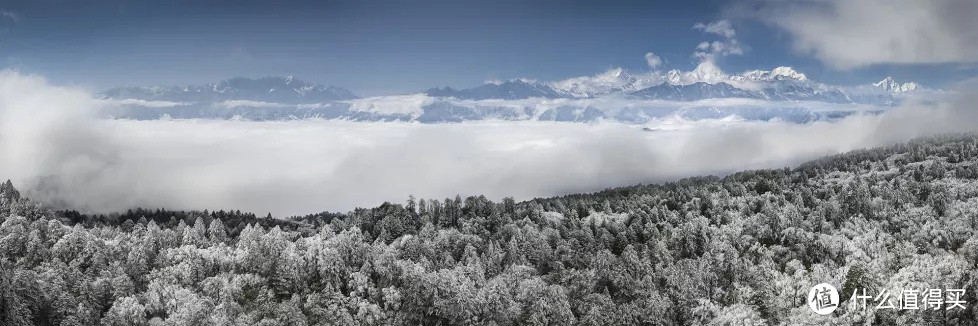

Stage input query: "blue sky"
[{"left": 1, "top": 0, "right": 975, "bottom": 95}]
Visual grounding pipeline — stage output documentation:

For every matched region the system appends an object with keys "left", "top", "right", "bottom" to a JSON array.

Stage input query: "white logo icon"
[{"left": 808, "top": 283, "right": 839, "bottom": 315}]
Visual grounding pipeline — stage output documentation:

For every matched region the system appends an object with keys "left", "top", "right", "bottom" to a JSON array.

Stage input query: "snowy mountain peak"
[
  {"left": 604, "top": 67, "right": 628, "bottom": 79},
  {"left": 874, "top": 76, "right": 919, "bottom": 93},
  {"left": 733, "top": 66, "right": 807, "bottom": 82},
  {"left": 666, "top": 61, "right": 728, "bottom": 85},
  {"left": 578, "top": 68, "right": 636, "bottom": 86},
  {"left": 769, "top": 66, "right": 807, "bottom": 80},
  {"left": 550, "top": 68, "right": 657, "bottom": 98}
]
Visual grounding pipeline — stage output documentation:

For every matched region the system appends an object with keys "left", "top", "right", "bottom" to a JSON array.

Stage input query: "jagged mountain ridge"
[
  {"left": 419, "top": 65, "right": 919, "bottom": 103},
  {"left": 100, "top": 76, "right": 358, "bottom": 104},
  {"left": 629, "top": 82, "right": 759, "bottom": 101},
  {"left": 424, "top": 79, "right": 568, "bottom": 100},
  {"left": 97, "top": 67, "right": 925, "bottom": 123},
  {"left": 873, "top": 76, "right": 919, "bottom": 93}
]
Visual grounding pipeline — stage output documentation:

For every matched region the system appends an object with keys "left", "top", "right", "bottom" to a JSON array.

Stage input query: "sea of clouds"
[{"left": 1, "top": 70, "right": 977, "bottom": 216}]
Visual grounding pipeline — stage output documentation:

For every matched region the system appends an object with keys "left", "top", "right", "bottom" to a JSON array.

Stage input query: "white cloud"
[
  {"left": 346, "top": 94, "right": 433, "bottom": 116},
  {"left": 745, "top": 0, "right": 978, "bottom": 69},
  {"left": 99, "top": 98, "right": 187, "bottom": 108},
  {"left": 218, "top": 100, "right": 288, "bottom": 109},
  {"left": 693, "top": 40, "right": 743, "bottom": 59},
  {"left": 644, "top": 52, "right": 663, "bottom": 69},
  {"left": 0, "top": 10, "right": 20, "bottom": 23},
  {"left": 693, "top": 20, "right": 736, "bottom": 38},
  {"left": 692, "top": 19, "right": 743, "bottom": 59},
  {"left": 3, "top": 70, "right": 977, "bottom": 216},
  {"left": 0, "top": 71, "right": 117, "bottom": 210}
]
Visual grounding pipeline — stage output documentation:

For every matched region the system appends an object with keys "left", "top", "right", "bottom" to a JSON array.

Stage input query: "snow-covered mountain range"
[
  {"left": 98, "top": 65, "right": 930, "bottom": 124},
  {"left": 872, "top": 76, "right": 919, "bottom": 93},
  {"left": 426, "top": 63, "right": 919, "bottom": 103},
  {"left": 100, "top": 76, "right": 357, "bottom": 104}
]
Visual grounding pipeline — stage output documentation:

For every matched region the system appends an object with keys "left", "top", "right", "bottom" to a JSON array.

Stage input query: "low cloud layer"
[
  {"left": 743, "top": 0, "right": 978, "bottom": 69},
  {"left": 1, "top": 71, "right": 977, "bottom": 216}
]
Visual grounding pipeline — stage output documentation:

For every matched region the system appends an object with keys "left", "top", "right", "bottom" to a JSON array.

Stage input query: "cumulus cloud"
[
  {"left": 743, "top": 0, "right": 978, "bottom": 69},
  {"left": 2, "top": 70, "right": 977, "bottom": 216},
  {"left": 644, "top": 52, "right": 662, "bottom": 69},
  {"left": 693, "top": 20, "right": 736, "bottom": 38},
  {"left": 692, "top": 19, "right": 743, "bottom": 59}
]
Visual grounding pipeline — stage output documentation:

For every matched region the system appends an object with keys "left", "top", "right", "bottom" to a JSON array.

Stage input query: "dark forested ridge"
[{"left": 3, "top": 135, "right": 978, "bottom": 325}]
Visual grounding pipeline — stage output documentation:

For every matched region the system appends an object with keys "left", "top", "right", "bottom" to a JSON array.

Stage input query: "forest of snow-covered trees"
[{"left": 2, "top": 135, "right": 978, "bottom": 325}]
